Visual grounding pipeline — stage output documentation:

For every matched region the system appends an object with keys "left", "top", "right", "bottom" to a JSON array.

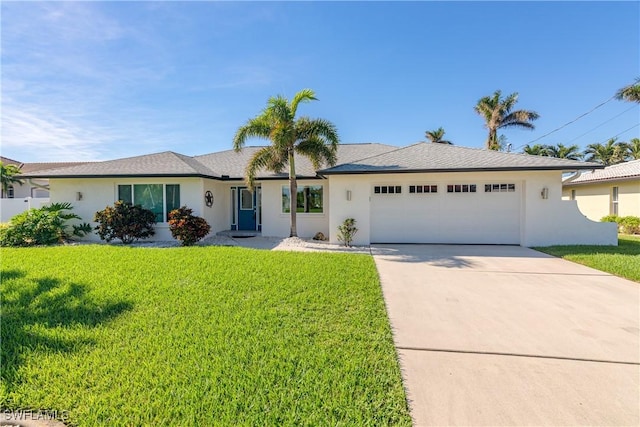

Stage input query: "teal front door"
[{"left": 236, "top": 187, "right": 261, "bottom": 231}]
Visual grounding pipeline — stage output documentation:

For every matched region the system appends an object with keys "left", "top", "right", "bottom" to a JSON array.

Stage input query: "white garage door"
[{"left": 370, "top": 182, "right": 521, "bottom": 244}]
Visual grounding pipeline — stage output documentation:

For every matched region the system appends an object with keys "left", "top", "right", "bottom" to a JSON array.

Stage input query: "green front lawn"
[
  {"left": 535, "top": 235, "right": 640, "bottom": 282},
  {"left": 1, "top": 246, "right": 411, "bottom": 426}
]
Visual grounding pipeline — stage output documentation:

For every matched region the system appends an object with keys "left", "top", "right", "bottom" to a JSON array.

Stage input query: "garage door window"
[
  {"left": 374, "top": 185, "right": 402, "bottom": 194},
  {"left": 485, "top": 183, "right": 516, "bottom": 192},
  {"left": 409, "top": 185, "right": 437, "bottom": 194},
  {"left": 447, "top": 184, "right": 476, "bottom": 193}
]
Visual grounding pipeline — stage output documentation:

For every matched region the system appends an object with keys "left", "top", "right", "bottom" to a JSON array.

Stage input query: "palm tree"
[
  {"left": 615, "top": 78, "right": 640, "bottom": 103},
  {"left": 583, "top": 138, "right": 627, "bottom": 166},
  {"left": 625, "top": 138, "right": 640, "bottom": 160},
  {"left": 522, "top": 144, "right": 550, "bottom": 156},
  {"left": 474, "top": 90, "right": 540, "bottom": 151},
  {"left": 545, "top": 143, "right": 583, "bottom": 160},
  {"left": 233, "top": 89, "right": 340, "bottom": 237},
  {"left": 425, "top": 127, "right": 452, "bottom": 144},
  {"left": 0, "top": 162, "right": 23, "bottom": 198}
]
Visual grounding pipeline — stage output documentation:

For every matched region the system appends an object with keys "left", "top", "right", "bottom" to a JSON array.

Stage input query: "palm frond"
[
  {"left": 290, "top": 89, "right": 317, "bottom": 117},
  {"left": 233, "top": 116, "right": 272, "bottom": 152},
  {"left": 244, "top": 146, "right": 286, "bottom": 188}
]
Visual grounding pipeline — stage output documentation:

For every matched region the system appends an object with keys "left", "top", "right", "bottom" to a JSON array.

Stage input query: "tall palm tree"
[
  {"left": 625, "top": 138, "right": 640, "bottom": 160},
  {"left": 233, "top": 89, "right": 340, "bottom": 237},
  {"left": 522, "top": 144, "right": 550, "bottom": 156},
  {"left": 545, "top": 143, "right": 583, "bottom": 160},
  {"left": 584, "top": 138, "right": 627, "bottom": 166},
  {"left": 474, "top": 90, "right": 540, "bottom": 151},
  {"left": 425, "top": 127, "right": 452, "bottom": 144},
  {"left": 615, "top": 78, "right": 640, "bottom": 103},
  {"left": 0, "top": 162, "right": 23, "bottom": 198}
]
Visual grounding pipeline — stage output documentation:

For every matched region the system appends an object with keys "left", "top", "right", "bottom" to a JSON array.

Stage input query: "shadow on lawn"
[{"left": 1, "top": 269, "right": 132, "bottom": 396}]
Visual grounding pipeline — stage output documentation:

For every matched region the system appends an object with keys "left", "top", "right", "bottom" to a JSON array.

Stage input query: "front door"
[{"left": 236, "top": 187, "right": 261, "bottom": 231}]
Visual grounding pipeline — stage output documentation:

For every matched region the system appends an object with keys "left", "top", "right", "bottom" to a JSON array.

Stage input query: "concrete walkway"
[{"left": 372, "top": 244, "right": 639, "bottom": 426}]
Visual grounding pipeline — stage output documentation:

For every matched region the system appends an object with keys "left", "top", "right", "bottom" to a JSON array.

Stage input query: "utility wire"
[
  {"left": 592, "top": 123, "right": 639, "bottom": 145},
  {"left": 522, "top": 94, "right": 616, "bottom": 147},
  {"left": 567, "top": 105, "right": 638, "bottom": 143}
]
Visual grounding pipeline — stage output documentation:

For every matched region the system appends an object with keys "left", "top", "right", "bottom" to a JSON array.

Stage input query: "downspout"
[{"left": 562, "top": 170, "right": 582, "bottom": 185}]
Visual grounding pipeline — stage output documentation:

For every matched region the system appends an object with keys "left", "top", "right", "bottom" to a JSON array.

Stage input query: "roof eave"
[
  {"left": 318, "top": 165, "right": 604, "bottom": 175},
  {"left": 19, "top": 173, "right": 220, "bottom": 179},
  {"left": 563, "top": 175, "right": 640, "bottom": 186}
]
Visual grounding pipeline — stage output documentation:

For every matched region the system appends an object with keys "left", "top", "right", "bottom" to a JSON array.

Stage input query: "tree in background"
[
  {"left": 0, "top": 162, "right": 23, "bottom": 198},
  {"left": 522, "top": 144, "right": 550, "bottom": 156},
  {"left": 584, "top": 138, "right": 628, "bottom": 166},
  {"left": 474, "top": 90, "right": 539, "bottom": 150},
  {"left": 545, "top": 143, "right": 583, "bottom": 160},
  {"left": 624, "top": 138, "right": 640, "bottom": 160},
  {"left": 615, "top": 78, "right": 640, "bottom": 103},
  {"left": 233, "top": 89, "right": 340, "bottom": 237},
  {"left": 425, "top": 127, "right": 452, "bottom": 144}
]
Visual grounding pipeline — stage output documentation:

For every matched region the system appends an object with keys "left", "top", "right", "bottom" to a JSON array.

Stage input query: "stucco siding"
[
  {"left": 563, "top": 181, "right": 640, "bottom": 221},
  {"left": 259, "top": 179, "right": 329, "bottom": 238},
  {"left": 50, "top": 177, "right": 206, "bottom": 242}
]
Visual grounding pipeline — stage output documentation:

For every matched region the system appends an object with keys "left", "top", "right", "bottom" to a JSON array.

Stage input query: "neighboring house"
[
  {"left": 1, "top": 156, "right": 88, "bottom": 198},
  {"left": 20, "top": 142, "right": 617, "bottom": 246},
  {"left": 562, "top": 159, "right": 640, "bottom": 221}
]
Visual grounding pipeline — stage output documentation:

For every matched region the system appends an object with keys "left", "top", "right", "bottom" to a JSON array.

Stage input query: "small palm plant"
[{"left": 425, "top": 127, "right": 452, "bottom": 144}]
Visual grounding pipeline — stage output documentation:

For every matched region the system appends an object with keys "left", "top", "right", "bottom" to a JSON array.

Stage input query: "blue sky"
[{"left": 2, "top": 1, "right": 638, "bottom": 162}]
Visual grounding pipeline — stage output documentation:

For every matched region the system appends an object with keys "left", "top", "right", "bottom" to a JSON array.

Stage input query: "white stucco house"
[
  {"left": 562, "top": 159, "right": 640, "bottom": 221},
  {"left": 20, "top": 142, "right": 617, "bottom": 246}
]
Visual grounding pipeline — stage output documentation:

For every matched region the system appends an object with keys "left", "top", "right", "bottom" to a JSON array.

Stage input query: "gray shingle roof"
[
  {"left": 193, "top": 143, "right": 397, "bottom": 179},
  {"left": 319, "top": 142, "right": 603, "bottom": 174},
  {"left": 564, "top": 159, "right": 640, "bottom": 185},
  {"left": 20, "top": 151, "right": 219, "bottom": 178}
]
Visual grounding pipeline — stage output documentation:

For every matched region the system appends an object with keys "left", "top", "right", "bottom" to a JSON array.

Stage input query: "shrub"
[
  {"left": 94, "top": 201, "right": 156, "bottom": 244},
  {"left": 0, "top": 202, "right": 91, "bottom": 247},
  {"left": 600, "top": 215, "right": 621, "bottom": 224},
  {"left": 337, "top": 218, "right": 358, "bottom": 247},
  {"left": 619, "top": 216, "right": 640, "bottom": 235},
  {"left": 168, "top": 206, "right": 210, "bottom": 246}
]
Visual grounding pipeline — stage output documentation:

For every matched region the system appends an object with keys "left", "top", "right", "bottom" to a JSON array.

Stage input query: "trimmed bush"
[
  {"left": 94, "top": 201, "right": 156, "bottom": 244},
  {"left": 168, "top": 206, "right": 210, "bottom": 246},
  {"left": 0, "top": 202, "right": 91, "bottom": 247},
  {"left": 620, "top": 216, "right": 640, "bottom": 235},
  {"left": 600, "top": 215, "right": 621, "bottom": 224}
]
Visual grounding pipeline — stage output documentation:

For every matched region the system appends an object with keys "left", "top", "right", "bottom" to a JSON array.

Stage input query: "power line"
[
  {"left": 522, "top": 94, "right": 617, "bottom": 146},
  {"left": 592, "top": 123, "right": 639, "bottom": 145},
  {"left": 566, "top": 105, "right": 638, "bottom": 143}
]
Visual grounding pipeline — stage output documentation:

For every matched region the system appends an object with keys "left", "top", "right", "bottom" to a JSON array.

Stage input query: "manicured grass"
[
  {"left": 1, "top": 246, "right": 411, "bottom": 426},
  {"left": 535, "top": 235, "right": 640, "bottom": 282}
]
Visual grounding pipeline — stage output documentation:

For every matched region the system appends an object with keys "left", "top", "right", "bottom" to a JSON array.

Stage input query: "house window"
[
  {"left": 7, "top": 185, "right": 14, "bottom": 199},
  {"left": 117, "top": 184, "right": 180, "bottom": 222},
  {"left": 447, "top": 184, "right": 476, "bottom": 193},
  {"left": 374, "top": 185, "right": 402, "bottom": 194},
  {"left": 611, "top": 186, "right": 619, "bottom": 215},
  {"left": 409, "top": 185, "right": 438, "bottom": 194},
  {"left": 282, "top": 185, "right": 323, "bottom": 213},
  {"left": 570, "top": 189, "right": 576, "bottom": 200},
  {"left": 484, "top": 183, "right": 516, "bottom": 193}
]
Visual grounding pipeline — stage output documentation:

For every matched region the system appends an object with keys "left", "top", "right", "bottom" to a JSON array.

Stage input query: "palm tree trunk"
[{"left": 288, "top": 150, "right": 298, "bottom": 237}]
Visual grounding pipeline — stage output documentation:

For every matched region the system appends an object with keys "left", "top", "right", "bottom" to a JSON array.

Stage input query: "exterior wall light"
[
  {"left": 76, "top": 192, "right": 83, "bottom": 201},
  {"left": 541, "top": 187, "right": 549, "bottom": 199},
  {"left": 346, "top": 190, "right": 352, "bottom": 201}
]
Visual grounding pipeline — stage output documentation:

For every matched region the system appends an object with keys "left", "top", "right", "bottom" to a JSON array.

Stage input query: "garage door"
[{"left": 370, "top": 182, "right": 521, "bottom": 244}]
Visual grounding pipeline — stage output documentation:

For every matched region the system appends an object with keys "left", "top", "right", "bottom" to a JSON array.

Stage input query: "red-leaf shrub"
[
  {"left": 168, "top": 206, "right": 210, "bottom": 246},
  {"left": 94, "top": 201, "right": 156, "bottom": 244}
]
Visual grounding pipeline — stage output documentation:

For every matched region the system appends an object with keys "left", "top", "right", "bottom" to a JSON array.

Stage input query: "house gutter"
[{"left": 562, "top": 170, "right": 582, "bottom": 185}]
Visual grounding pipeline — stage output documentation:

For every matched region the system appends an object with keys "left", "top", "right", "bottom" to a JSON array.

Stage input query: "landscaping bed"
[{"left": 1, "top": 246, "right": 410, "bottom": 426}]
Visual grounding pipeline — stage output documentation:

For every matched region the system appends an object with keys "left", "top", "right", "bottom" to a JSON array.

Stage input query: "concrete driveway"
[{"left": 372, "top": 244, "right": 639, "bottom": 426}]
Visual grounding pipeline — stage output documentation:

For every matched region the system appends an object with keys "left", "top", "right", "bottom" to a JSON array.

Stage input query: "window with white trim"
[
  {"left": 570, "top": 189, "right": 576, "bottom": 200},
  {"left": 282, "top": 185, "right": 323, "bottom": 213},
  {"left": 611, "top": 186, "right": 619, "bottom": 215},
  {"left": 409, "top": 185, "right": 437, "bottom": 194},
  {"left": 374, "top": 185, "right": 402, "bottom": 194},
  {"left": 484, "top": 183, "right": 516, "bottom": 192},
  {"left": 117, "top": 184, "right": 180, "bottom": 222},
  {"left": 447, "top": 184, "right": 476, "bottom": 193}
]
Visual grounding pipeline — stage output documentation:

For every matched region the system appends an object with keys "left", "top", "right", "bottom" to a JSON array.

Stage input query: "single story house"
[
  {"left": 20, "top": 142, "right": 617, "bottom": 246},
  {"left": 562, "top": 159, "right": 640, "bottom": 221}
]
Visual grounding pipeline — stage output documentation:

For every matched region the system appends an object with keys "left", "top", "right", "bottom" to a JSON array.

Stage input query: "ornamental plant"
[
  {"left": 337, "top": 217, "right": 358, "bottom": 247},
  {"left": 0, "top": 202, "right": 91, "bottom": 247},
  {"left": 94, "top": 201, "right": 156, "bottom": 244},
  {"left": 168, "top": 206, "right": 210, "bottom": 246}
]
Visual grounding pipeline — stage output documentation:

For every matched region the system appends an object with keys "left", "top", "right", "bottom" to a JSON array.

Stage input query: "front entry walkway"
[{"left": 372, "top": 244, "right": 639, "bottom": 426}]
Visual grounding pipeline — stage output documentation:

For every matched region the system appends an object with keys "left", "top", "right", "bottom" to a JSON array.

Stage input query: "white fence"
[{"left": 0, "top": 197, "right": 50, "bottom": 222}]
